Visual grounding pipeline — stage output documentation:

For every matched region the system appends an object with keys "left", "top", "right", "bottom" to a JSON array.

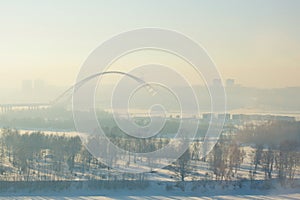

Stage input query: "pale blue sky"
[{"left": 0, "top": 0, "right": 299, "bottom": 88}]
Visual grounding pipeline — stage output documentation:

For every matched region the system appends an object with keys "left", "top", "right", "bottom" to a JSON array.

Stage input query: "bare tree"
[
  {"left": 174, "top": 148, "right": 191, "bottom": 182},
  {"left": 228, "top": 141, "right": 244, "bottom": 177},
  {"left": 209, "top": 135, "right": 229, "bottom": 181},
  {"left": 253, "top": 144, "right": 263, "bottom": 173},
  {"left": 261, "top": 146, "right": 275, "bottom": 180},
  {"left": 276, "top": 140, "right": 300, "bottom": 184}
]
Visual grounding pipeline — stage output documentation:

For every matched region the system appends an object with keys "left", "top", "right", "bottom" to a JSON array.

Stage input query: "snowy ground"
[
  {"left": 0, "top": 192, "right": 299, "bottom": 199},
  {"left": 1, "top": 130, "right": 299, "bottom": 199},
  {"left": 0, "top": 181, "right": 299, "bottom": 200}
]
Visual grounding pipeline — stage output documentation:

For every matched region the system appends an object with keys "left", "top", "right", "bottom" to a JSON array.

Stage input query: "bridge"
[
  {"left": 0, "top": 103, "right": 50, "bottom": 113},
  {"left": 0, "top": 71, "right": 153, "bottom": 113}
]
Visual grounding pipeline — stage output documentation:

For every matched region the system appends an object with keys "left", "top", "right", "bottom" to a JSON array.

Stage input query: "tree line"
[{"left": 0, "top": 120, "right": 299, "bottom": 187}]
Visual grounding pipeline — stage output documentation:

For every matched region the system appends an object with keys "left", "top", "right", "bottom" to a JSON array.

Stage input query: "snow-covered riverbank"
[{"left": 0, "top": 180, "right": 299, "bottom": 199}]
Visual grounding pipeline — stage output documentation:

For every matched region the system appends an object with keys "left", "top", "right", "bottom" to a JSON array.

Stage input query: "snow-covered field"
[
  {"left": 2, "top": 130, "right": 299, "bottom": 199},
  {"left": 0, "top": 191, "right": 299, "bottom": 199},
  {"left": 0, "top": 181, "right": 299, "bottom": 200}
]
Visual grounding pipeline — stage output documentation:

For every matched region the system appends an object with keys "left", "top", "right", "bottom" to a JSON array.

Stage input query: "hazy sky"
[{"left": 0, "top": 0, "right": 299, "bottom": 89}]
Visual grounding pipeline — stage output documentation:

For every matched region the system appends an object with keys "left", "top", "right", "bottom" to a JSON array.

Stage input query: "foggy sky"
[{"left": 0, "top": 0, "right": 299, "bottom": 89}]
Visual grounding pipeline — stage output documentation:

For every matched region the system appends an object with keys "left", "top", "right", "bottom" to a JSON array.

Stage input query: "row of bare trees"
[
  {"left": 207, "top": 135, "right": 245, "bottom": 181},
  {"left": 0, "top": 129, "right": 83, "bottom": 181},
  {"left": 170, "top": 121, "right": 300, "bottom": 184},
  {"left": 241, "top": 121, "right": 300, "bottom": 185},
  {"left": 251, "top": 141, "right": 299, "bottom": 183},
  {"left": 0, "top": 120, "right": 299, "bottom": 184}
]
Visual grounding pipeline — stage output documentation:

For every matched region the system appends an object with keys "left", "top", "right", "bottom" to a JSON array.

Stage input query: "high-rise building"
[
  {"left": 34, "top": 79, "right": 45, "bottom": 91},
  {"left": 213, "top": 78, "right": 222, "bottom": 87},
  {"left": 226, "top": 79, "right": 235, "bottom": 87},
  {"left": 21, "top": 80, "right": 33, "bottom": 93}
]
